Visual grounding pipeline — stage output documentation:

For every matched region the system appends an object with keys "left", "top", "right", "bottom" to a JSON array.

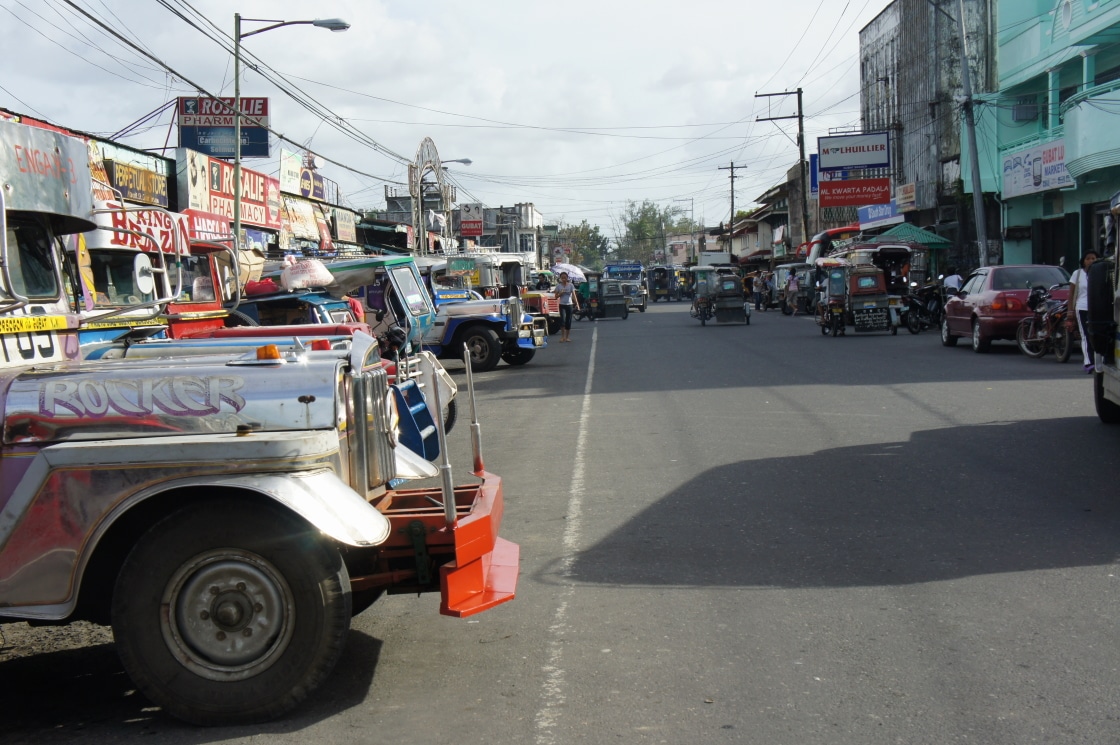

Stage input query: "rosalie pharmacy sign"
[{"left": 1002, "top": 139, "right": 1073, "bottom": 199}]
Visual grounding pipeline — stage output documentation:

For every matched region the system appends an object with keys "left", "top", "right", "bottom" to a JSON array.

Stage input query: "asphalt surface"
[{"left": 2, "top": 300, "right": 1118, "bottom": 744}]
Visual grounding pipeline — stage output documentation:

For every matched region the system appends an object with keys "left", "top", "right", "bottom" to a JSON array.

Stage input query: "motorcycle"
[
  {"left": 1016, "top": 283, "right": 1075, "bottom": 362},
  {"left": 902, "top": 281, "right": 944, "bottom": 334}
]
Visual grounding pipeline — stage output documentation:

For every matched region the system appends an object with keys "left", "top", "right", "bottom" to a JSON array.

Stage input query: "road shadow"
[
  {"left": 546, "top": 418, "right": 1120, "bottom": 589},
  {"left": 0, "top": 627, "right": 382, "bottom": 743}
]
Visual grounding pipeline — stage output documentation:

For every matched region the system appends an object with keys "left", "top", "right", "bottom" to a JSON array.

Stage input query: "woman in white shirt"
[{"left": 1066, "top": 251, "right": 1098, "bottom": 373}]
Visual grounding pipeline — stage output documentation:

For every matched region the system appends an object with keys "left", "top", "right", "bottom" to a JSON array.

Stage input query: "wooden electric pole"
[
  {"left": 718, "top": 161, "right": 749, "bottom": 254},
  {"left": 756, "top": 88, "right": 811, "bottom": 248}
]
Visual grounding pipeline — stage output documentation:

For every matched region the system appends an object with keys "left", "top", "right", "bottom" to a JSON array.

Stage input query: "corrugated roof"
[{"left": 869, "top": 222, "right": 951, "bottom": 248}]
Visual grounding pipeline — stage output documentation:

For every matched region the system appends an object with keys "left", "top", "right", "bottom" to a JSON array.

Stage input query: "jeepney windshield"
[
  {"left": 5, "top": 217, "right": 60, "bottom": 300},
  {"left": 88, "top": 250, "right": 158, "bottom": 307},
  {"left": 390, "top": 265, "right": 432, "bottom": 317},
  {"left": 181, "top": 254, "right": 215, "bottom": 303}
]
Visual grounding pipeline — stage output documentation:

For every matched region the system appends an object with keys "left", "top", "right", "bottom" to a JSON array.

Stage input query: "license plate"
[
  {"left": 0, "top": 330, "right": 65, "bottom": 368},
  {"left": 863, "top": 301, "right": 877, "bottom": 308}
]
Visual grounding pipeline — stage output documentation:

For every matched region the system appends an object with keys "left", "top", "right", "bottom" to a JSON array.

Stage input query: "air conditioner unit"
[{"left": 1012, "top": 104, "right": 1039, "bottom": 122}]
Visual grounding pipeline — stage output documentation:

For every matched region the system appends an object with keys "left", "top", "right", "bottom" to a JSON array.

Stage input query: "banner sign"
[
  {"left": 819, "top": 178, "right": 891, "bottom": 208},
  {"left": 299, "top": 167, "right": 325, "bottom": 201},
  {"left": 818, "top": 132, "right": 891, "bottom": 171},
  {"left": 810, "top": 154, "right": 818, "bottom": 196},
  {"left": 460, "top": 203, "right": 484, "bottom": 237},
  {"left": 279, "top": 149, "right": 302, "bottom": 193},
  {"left": 858, "top": 200, "right": 904, "bottom": 230},
  {"left": 1001, "top": 139, "right": 1073, "bottom": 199},
  {"left": 176, "top": 148, "right": 281, "bottom": 230},
  {"left": 104, "top": 160, "right": 169, "bottom": 207},
  {"left": 178, "top": 96, "right": 270, "bottom": 159}
]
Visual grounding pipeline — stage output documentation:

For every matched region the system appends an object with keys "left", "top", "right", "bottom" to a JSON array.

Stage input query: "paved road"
[{"left": 3, "top": 301, "right": 1118, "bottom": 744}]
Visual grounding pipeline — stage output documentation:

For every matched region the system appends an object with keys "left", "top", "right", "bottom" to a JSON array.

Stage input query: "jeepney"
[
  {"left": 0, "top": 117, "right": 519, "bottom": 725},
  {"left": 604, "top": 261, "right": 648, "bottom": 312}
]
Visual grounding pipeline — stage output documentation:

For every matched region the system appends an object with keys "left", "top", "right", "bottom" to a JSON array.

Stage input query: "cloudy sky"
[{"left": 0, "top": 0, "right": 886, "bottom": 237}]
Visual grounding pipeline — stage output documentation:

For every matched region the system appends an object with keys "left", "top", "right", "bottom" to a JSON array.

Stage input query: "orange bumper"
[{"left": 370, "top": 471, "right": 519, "bottom": 618}]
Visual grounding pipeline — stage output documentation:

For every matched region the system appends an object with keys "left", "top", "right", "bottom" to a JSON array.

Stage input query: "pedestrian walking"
[
  {"left": 786, "top": 272, "right": 800, "bottom": 314},
  {"left": 554, "top": 271, "right": 580, "bottom": 342},
  {"left": 1067, "top": 251, "right": 1099, "bottom": 372}
]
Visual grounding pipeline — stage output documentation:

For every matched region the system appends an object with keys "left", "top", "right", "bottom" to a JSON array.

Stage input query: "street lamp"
[
  {"left": 443, "top": 158, "right": 472, "bottom": 167},
  {"left": 233, "top": 14, "right": 349, "bottom": 253}
]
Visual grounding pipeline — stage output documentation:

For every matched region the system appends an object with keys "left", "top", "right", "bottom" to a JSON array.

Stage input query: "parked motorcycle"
[
  {"left": 903, "top": 281, "right": 943, "bottom": 334},
  {"left": 1016, "top": 283, "right": 1075, "bottom": 362}
]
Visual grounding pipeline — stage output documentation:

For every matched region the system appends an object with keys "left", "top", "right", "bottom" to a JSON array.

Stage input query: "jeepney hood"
[
  {"left": 436, "top": 298, "right": 507, "bottom": 317},
  {"left": 2, "top": 352, "right": 346, "bottom": 446}
]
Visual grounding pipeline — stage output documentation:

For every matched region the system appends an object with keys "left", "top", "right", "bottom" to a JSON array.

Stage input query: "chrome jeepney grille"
[{"left": 351, "top": 364, "right": 396, "bottom": 492}]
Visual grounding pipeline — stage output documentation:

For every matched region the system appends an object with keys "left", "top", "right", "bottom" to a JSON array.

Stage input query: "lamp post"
[{"left": 233, "top": 14, "right": 349, "bottom": 253}]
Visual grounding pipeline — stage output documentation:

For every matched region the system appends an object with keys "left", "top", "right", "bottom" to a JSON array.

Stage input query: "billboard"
[
  {"left": 460, "top": 203, "right": 484, "bottom": 237},
  {"left": 178, "top": 96, "right": 270, "bottom": 159},
  {"left": 818, "top": 132, "right": 891, "bottom": 171},
  {"left": 858, "top": 201, "right": 904, "bottom": 230},
  {"left": 819, "top": 178, "right": 891, "bottom": 208},
  {"left": 1001, "top": 139, "right": 1073, "bottom": 198},
  {"left": 104, "top": 160, "right": 169, "bottom": 207},
  {"left": 175, "top": 148, "right": 281, "bottom": 230}
]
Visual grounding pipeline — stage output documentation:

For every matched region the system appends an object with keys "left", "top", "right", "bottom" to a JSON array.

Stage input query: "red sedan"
[{"left": 941, "top": 264, "right": 1070, "bottom": 352}]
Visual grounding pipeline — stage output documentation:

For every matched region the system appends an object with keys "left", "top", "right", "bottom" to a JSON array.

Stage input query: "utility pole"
[
  {"left": 718, "top": 162, "right": 748, "bottom": 255},
  {"left": 756, "top": 88, "right": 811, "bottom": 250},
  {"left": 674, "top": 197, "right": 694, "bottom": 264},
  {"left": 927, "top": 0, "right": 988, "bottom": 267}
]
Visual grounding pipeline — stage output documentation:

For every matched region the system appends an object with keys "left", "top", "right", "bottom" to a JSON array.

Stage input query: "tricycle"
[
  {"left": 689, "top": 266, "right": 750, "bottom": 325},
  {"left": 577, "top": 273, "right": 629, "bottom": 320},
  {"left": 816, "top": 263, "right": 897, "bottom": 336}
]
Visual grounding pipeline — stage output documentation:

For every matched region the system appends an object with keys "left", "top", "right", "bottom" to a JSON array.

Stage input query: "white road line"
[{"left": 534, "top": 324, "right": 597, "bottom": 745}]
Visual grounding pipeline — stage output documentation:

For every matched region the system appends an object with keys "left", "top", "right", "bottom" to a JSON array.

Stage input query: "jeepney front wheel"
[
  {"left": 111, "top": 500, "right": 350, "bottom": 726},
  {"left": 461, "top": 325, "right": 502, "bottom": 372},
  {"left": 502, "top": 347, "right": 536, "bottom": 365}
]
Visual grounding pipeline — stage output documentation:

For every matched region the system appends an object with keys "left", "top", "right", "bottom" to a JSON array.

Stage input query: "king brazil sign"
[{"left": 817, "top": 132, "right": 890, "bottom": 171}]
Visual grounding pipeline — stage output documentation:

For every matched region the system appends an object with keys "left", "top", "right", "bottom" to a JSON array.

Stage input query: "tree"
[
  {"left": 555, "top": 220, "right": 611, "bottom": 267},
  {"left": 613, "top": 200, "right": 687, "bottom": 265}
]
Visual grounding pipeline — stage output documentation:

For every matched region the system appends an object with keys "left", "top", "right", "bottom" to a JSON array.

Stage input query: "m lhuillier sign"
[{"left": 817, "top": 132, "right": 890, "bottom": 171}]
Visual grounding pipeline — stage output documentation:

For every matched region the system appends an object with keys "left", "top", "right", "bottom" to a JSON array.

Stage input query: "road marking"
[{"left": 534, "top": 324, "right": 596, "bottom": 744}]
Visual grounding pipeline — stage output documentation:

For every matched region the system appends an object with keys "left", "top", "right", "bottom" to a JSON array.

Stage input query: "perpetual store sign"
[
  {"left": 178, "top": 96, "right": 270, "bottom": 159},
  {"left": 817, "top": 132, "right": 891, "bottom": 171}
]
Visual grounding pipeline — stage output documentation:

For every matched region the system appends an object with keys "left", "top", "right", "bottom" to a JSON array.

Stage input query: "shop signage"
[
  {"left": 178, "top": 96, "right": 270, "bottom": 159},
  {"left": 175, "top": 148, "right": 281, "bottom": 230},
  {"left": 299, "top": 167, "right": 325, "bottom": 201},
  {"left": 279, "top": 149, "right": 302, "bottom": 193},
  {"left": 1001, "top": 139, "right": 1073, "bottom": 199},
  {"left": 461, "top": 203, "right": 484, "bottom": 237},
  {"left": 103, "top": 160, "right": 169, "bottom": 207},
  {"left": 896, "top": 183, "right": 916, "bottom": 212},
  {"left": 180, "top": 208, "right": 232, "bottom": 243},
  {"left": 858, "top": 200, "right": 904, "bottom": 230},
  {"left": 817, "top": 132, "right": 891, "bottom": 171},
  {"left": 333, "top": 208, "right": 357, "bottom": 243},
  {"left": 819, "top": 178, "right": 891, "bottom": 208}
]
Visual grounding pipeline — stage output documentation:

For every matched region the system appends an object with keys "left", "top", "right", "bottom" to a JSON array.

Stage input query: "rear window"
[
  {"left": 857, "top": 276, "right": 878, "bottom": 289},
  {"left": 991, "top": 266, "right": 1069, "bottom": 291}
]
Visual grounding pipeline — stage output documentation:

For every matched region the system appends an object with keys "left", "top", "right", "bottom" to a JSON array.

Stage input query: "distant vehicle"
[
  {"left": 941, "top": 264, "right": 1070, "bottom": 352},
  {"left": 603, "top": 262, "right": 648, "bottom": 312}
]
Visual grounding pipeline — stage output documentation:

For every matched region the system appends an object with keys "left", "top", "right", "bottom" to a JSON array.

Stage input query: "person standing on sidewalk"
[
  {"left": 785, "top": 272, "right": 801, "bottom": 315},
  {"left": 554, "top": 271, "right": 580, "bottom": 342},
  {"left": 1067, "top": 251, "right": 1099, "bottom": 372}
]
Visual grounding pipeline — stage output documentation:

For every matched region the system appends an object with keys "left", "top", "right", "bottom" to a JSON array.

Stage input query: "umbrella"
[{"left": 551, "top": 263, "right": 586, "bottom": 283}]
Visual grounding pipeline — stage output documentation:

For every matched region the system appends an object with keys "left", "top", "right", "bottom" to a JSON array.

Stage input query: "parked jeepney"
[
  {"left": 0, "top": 117, "right": 518, "bottom": 726},
  {"left": 603, "top": 261, "right": 648, "bottom": 312}
]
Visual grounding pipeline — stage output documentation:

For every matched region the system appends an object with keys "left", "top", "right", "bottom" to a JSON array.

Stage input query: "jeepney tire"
[
  {"left": 547, "top": 317, "right": 563, "bottom": 334},
  {"left": 443, "top": 399, "right": 458, "bottom": 434},
  {"left": 461, "top": 326, "right": 502, "bottom": 372},
  {"left": 622, "top": 307, "right": 629, "bottom": 320},
  {"left": 226, "top": 309, "right": 259, "bottom": 327},
  {"left": 940, "top": 316, "right": 958, "bottom": 347},
  {"left": 349, "top": 589, "right": 385, "bottom": 617},
  {"left": 110, "top": 500, "right": 351, "bottom": 726},
  {"left": 1094, "top": 372, "right": 1120, "bottom": 424},
  {"left": 502, "top": 347, "right": 536, "bottom": 365}
]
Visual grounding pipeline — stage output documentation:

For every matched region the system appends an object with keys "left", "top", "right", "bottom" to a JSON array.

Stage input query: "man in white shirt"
[{"left": 943, "top": 267, "right": 963, "bottom": 292}]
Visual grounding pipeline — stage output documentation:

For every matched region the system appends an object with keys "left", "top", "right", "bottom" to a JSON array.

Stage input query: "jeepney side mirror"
[{"left": 133, "top": 253, "right": 156, "bottom": 298}]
